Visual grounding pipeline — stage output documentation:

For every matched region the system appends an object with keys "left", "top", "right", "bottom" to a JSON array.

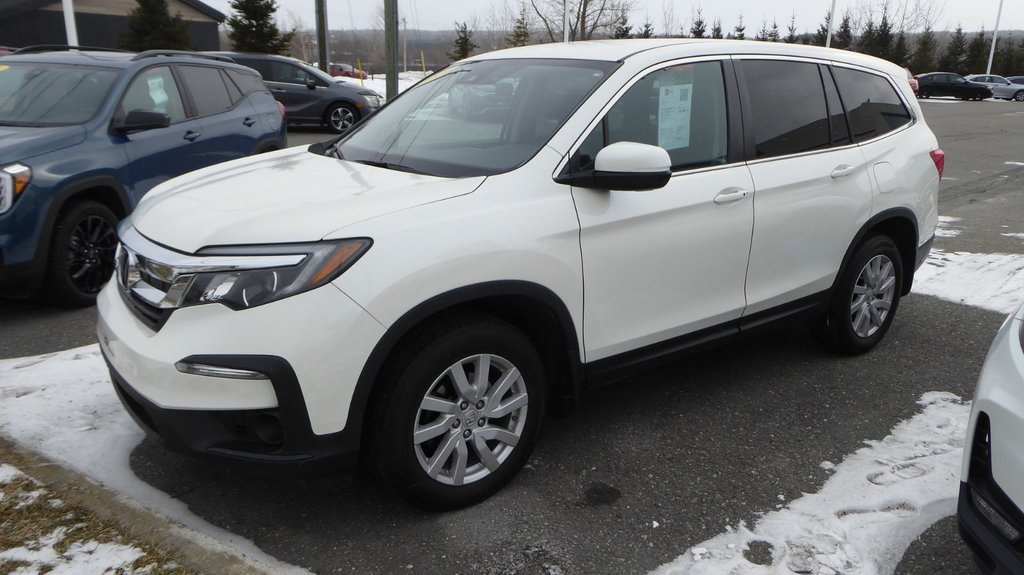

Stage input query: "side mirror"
[
  {"left": 111, "top": 109, "right": 171, "bottom": 134},
  {"left": 560, "top": 142, "right": 671, "bottom": 191},
  {"left": 306, "top": 78, "right": 317, "bottom": 90}
]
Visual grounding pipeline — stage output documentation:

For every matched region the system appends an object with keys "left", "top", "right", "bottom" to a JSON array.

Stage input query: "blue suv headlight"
[{"left": 0, "top": 163, "right": 31, "bottom": 215}]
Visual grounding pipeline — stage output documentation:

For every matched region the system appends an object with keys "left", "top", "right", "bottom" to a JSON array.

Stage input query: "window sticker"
[
  {"left": 658, "top": 83, "right": 693, "bottom": 149},
  {"left": 146, "top": 75, "right": 168, "bottom": 112}
]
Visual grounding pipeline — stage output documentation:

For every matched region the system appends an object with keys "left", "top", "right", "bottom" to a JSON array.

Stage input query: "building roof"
[{"left": 0, "top": 0, "right": 226, "bottom": 22}]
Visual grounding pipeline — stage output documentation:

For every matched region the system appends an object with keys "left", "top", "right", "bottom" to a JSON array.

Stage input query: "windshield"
[
  {"left": 334, "top": 58, "right": 617, "bottom": 177},
  {"left": 0, "top": 63, "right": 118, "bottom": 126}
]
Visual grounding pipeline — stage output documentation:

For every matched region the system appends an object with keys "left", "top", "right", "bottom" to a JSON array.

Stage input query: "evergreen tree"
[
  {"left": 119, "top": 0, "right": 191, "bottom": 51},
  {"left": 964, "top": 29, "right": 988, "bottom": 74},
  {"left": 909, "top": 26, "right": 937, "bottom": 73},
  {"left": 755, "top": 19, "right": 769, "bottom": 41},
  {"left": 872, "top": 10, "right": 894, "bottom": 60},
  {"left": 636, "top": 19, "right": 655, "bottom": 38},
  {"left": 939, "top": 25, "right": 969, "bottom": 74},
  {"left": 812, "top": 11, "right": 830, "bottom": 46},
  {"left": 834, "top": 13, "right": 854, "bottom": 49},
  {"left": 733, "top": 14, "right": 745, "bottom": 40},
  {"left": 857, "top": 18, "right": 876, "bottom": 55},
  {"left": 506, "top": 3, "right": 531, "bottom": 47},
  {"left": 993, "top": 36, "right": 1023, "bottom": 76},
  {"left": 448, "top": 21, "right": 477, "bottom": 61},
  {"left": 785, "top": 13, "right": 798, "bottom": 43},
  {"left": 768, "top": 20, "right": 780, "bottom": 42},
  {"left": 891, "top": 30, "right": 910, "bottom": 68},
  {"left": 690, "top": 8, "right": 706, "bottom": 38},
  {"left": 710, "top": 19, "right": 723, "bottom": 39},
  {"left": 226, "top": 0, "right": 294, "bottom": 54},
  {"left": 612, "top": 12, "right": 632, "bottom": 39}
]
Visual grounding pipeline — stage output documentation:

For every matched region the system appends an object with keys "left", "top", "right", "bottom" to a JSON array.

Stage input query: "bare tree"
[
  {"left": 660, "top": 0, "right": 677, "bottom": 39},
  {"left": 487, "top": 0, "right": 518, "bottom": 46},
  {"left": 530, "top": 0, "right": 636, "bottom": 42}
]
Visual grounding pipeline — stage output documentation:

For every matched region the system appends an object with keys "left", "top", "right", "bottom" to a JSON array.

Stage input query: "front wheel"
[
  {"left": 815, "top": 234, "right": 903, "bottom": 355},
  {"left": 43, "top": 200, "right": 119, "bottom": 307},
  {"left": 369, "top": 314, "right": 547, "bottom": 510},
  {"left": 325, "top": 102, "right": 358, "bottom": 134}
]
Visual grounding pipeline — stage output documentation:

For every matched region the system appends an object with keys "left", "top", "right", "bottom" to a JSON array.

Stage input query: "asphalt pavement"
[{"left": 3, "top": 100, "right": 1023, "bottom": 574}]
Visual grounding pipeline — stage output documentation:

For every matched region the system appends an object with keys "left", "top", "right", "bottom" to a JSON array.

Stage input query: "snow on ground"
[
  {"left": 0, "top": 462, "right": 147, "bottom": 573},
  {"left": 934, "top": 216, "right": 962, "bottom": 238},
  {"left": 913, "top": 249, "right": 1024, "bottom": 314},
  {"left": 333, "top": 70, "right": 428, "bottom": 98},
  {"left": 651, "top": 393, "right": 970, "bottom": 575},
  {"left": 0, "top": 347, "right": 311, "bottom": 575}
]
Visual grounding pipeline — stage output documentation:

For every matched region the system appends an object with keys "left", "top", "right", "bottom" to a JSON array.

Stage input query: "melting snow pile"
[
  {"left": 913, "top": 249, "right": 1024, "bottom": 314},
  {"left": 652, "top": 392, "right": 970, "bottom": 575}
]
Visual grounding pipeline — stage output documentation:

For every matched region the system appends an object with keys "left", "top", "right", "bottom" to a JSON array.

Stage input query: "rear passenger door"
[
  {"left": 176, "top": 64, "right": 259, "bottom": 164},
  {"left": 739, "top": 59, "right": 871, "bottom": 316}
]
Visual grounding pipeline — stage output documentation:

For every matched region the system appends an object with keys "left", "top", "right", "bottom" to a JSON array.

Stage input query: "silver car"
[{"left": 965, "top": 74, "right": 1024, "bottom": 101}]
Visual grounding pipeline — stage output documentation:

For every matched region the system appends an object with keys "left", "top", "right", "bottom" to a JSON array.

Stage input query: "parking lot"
[{"left": 3, "top": 99, "right": 1024, "bottom": 573}]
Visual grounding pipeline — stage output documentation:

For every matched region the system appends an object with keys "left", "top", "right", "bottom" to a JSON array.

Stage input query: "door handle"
[
  {"left": 243, "top": 117, "right": 256, "bottom": 127},
  {"left": 183, "top": 130, "right": 201, "bottom": 141},
  {"left": 271, "top": 88, "right": 286, "bottom": 93},
  {"left": 831, "top": 164, "right": 855, "bottom": 179},
  {"left": 713, "top": 188, "right": 750, "bottom": 205}
]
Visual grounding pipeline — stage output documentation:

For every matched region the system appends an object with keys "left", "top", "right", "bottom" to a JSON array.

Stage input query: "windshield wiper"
[{"left": 350, "top": 159, "right": 431, "bottom": 175}]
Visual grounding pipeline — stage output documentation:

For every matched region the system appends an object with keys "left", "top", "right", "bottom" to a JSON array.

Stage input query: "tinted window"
[
  {"left": 822, "top": 66, "right": 851, "bottom": 146},
  {"left": 831, "top": 67, "right": 911, "bottom": 142},
  {"left": 221, "top": 70, "right": 242, "bottom": 103},
  {"left": 178, "top": 65, "right": 234, "bottom": 117},
  {"left": 602, "top": 61, "right": 728, "bottom": 171},
  {"left": 742, "top": 60, "right": 829, "bottom": 159},
  {"left": 267, "top": 62, "right": 311, "bottom": 85},
  {"left": 235, "top": 58, "right": 270, "bottom": 78},
  {"left": 226, "top": 68, "right": 266, "bottom": 94},
  {"left": 120, "top": 66, "right": 186, "bottom": 123}
]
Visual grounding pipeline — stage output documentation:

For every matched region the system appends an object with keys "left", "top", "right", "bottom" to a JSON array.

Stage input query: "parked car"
[
  {"left": 0, "top": 46, "right": 14, "bottom": 56},
  {"left": 915, "top": 72, "right": 993, "bottom": 100},
  {"left": 329, "top": 63, "right": 367, "bottom": 80},
  {"left": 98, "top": 40, "right": 941, "bottom": 510},
  {"left": 958, "top": 301, "right": 1024, "bottom": 574},
  {"left": 965, "top": 74, "right": 1024, "bottom": 101},
  {"left": 1007, "top": 76, "right": 1024, "bottom": 85},
  {"left": 209, "top": 52, "right": 381, "bottom": 133},
  {"left": 0, "top": 47, "right": 286, "bottom": 306},
  {"left": 905, "top": 67, "right": 919, "bottom": 96}
]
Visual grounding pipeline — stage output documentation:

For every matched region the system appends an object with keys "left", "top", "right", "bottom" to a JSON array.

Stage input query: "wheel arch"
[
  {"left": 351, "top": 281, "right": 585, "bottom": 448},
  {"left": 37, "top": 176, "right": 130, "bottom": 275},
  {"left": 834, "top": 208, "right": 919, "bottom": 296}
]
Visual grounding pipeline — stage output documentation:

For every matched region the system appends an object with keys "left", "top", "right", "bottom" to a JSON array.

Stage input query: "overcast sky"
[{"left": 203, "top": 0, "right": 1022, "bottom": 39}]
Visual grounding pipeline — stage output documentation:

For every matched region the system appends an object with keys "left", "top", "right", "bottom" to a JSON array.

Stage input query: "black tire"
[
  {"left": 1014, "top": 90, "right": 1024, "bottom": 102},
  {"left": 324, "top": 102, "right": 358, "bottom": 134},
  {"left": 815, "top": 234, "right": 904, "bottom": 356},
  {"left": 43, "top": 200, "right": 119, "bottom": 307},
  {"left": 918, "top": 90, "right": 928, "bottom": 99},
  {"left": 368, "top": 313, "right": 547, "bottom": 510}
]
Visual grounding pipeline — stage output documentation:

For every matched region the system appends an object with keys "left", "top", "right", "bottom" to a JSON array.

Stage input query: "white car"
[
  {"left": 97, "top": 39, "right": 942, "bottom": 509},
  {"left": 964, "top": 74, "right": 1024, "bottom": 101},
  {"left": 959, "top": 303, "right": 1024, "bottom": 573}
]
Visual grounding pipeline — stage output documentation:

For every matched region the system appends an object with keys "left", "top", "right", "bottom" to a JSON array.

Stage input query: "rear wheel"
[
  {"left": 815, "top": 234, "right": 903, "bottom": 355},
  {"left": 43, "top": 200, "right": 119, "bottom": 307},
  {"left": 1014, "top": 90, "right": 1024, "bottom": 102},
  {"left": 369, "top": 314, "right": 547, "bottom": 510}
]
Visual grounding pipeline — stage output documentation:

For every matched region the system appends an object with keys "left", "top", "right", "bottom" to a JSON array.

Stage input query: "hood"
[
  {"left": 131, "top": 147, "right": 484, "bottom": 253},
  {"left": 0, "top": 125, "right": 86, "bottom": 164}
]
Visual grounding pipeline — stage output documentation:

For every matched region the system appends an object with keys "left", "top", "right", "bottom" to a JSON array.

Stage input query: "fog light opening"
[
  {"left": 972, "top": 488, "right": 1021, "bottom": 542},
  {"left": 252, "top": 413, "right": 284, "bottom": 446},
  {"left": 175, "top": 361, "right": 268, "bottom": 380}
]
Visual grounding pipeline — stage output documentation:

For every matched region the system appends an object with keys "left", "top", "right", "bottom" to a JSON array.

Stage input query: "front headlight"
[
  {"left": 117, "top": 232, "right": 372, "bottom": 311},
  {"left": 361, "top": 92, "right": 381, "bottom": 107},
  {"left": 181, "top": 239, "right": 372, "bottom": 310},
  {"left": 0, "top": 163, "right": 31, "bottom": 215}
]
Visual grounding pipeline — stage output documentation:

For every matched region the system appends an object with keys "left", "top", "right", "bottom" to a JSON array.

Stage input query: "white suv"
[{"left": 97, "top": 40, "right": 942, "bottom": 509}]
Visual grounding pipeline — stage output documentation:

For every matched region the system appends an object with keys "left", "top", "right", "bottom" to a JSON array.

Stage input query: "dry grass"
[{"left": 0, "top": 465, "right": 194, "bottom": 575}]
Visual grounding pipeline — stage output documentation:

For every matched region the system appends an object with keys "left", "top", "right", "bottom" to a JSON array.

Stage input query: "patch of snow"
[
  {"left": 0, "top": 525, "right": 144, "bottom": 574},
  {"left": 912, "top": 249, "right": 1024, "bottom": 314},
  {"left": 0, "top": 346, "right": 311, "bottom": 575},
  {"left": 1001, "top": 233, "right": 1024, "bottom": 241},
  {"left": 0, "top": 462, "right": 25, "bottom": 483},
  {"left": 651, "top": 392, "right": 969, "bottom": 575},
  {"left": 1005, "top": 162, "right": 1024, "bottom": 167},
  {"left": 934, "top": 216, "right": 962, "bottom": 238},
  {"left": 333, "top": 71, "right": 427, "bottom": 98}
]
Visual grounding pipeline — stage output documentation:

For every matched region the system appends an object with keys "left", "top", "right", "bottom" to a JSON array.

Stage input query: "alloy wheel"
[
  {"left": 330, "top": 106, "right": 355, "bottom": 131},
  {"left": 65, "top": 214, "right": 117, "bottom": 294},
  {"left": 849, "top": 254, "right": 896, "bottom": 338},
  {"left": 412, "top": 354, "right": 528, "bottom": 486}
]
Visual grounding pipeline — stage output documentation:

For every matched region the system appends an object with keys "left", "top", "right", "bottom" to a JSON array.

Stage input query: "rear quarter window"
[
  {"left": 831, "top": 67, "right": 911, "bottom": 142},
  {"left": 226, "top": 69, "right": 267, "bottom": 95}
]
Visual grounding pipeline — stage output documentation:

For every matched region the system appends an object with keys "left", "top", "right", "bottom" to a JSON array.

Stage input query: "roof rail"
[
  {"left": 13, "top": 45, "right": 130, "bottom": 54},
  {"left": 131, "top": 50, "right": 236, "bottom": 63}
]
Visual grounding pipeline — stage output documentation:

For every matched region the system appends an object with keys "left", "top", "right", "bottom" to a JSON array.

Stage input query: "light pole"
[
  {"left": 563, "top": 0, "right": 569, "bottom": 43},
  {"left": 986, "top": 0, "right": 1004, "bottom": 75},
  {"left": 825, "top": 0, "right": 838, "bottom": 48},
  {"left": 61, "top": 0, "right": 79, "bottom": 45}
]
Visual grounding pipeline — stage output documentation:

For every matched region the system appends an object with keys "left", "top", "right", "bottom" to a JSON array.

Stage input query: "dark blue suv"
[{"left": 0, "top": 47, "right": 287, "bottom": 305}]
